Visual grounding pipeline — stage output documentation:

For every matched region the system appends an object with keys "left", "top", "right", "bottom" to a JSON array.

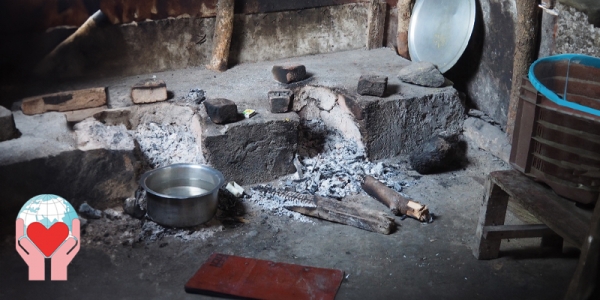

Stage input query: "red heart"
[{"left": 27, "top": 222, "right": 69, "bottom": 257}]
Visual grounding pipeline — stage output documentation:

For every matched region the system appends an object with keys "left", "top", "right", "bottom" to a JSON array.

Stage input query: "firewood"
[
  {"left": 362, "top": 175, "right": 431, "bottom": 222},
  {"left": 396, "top": 0, "right": 413, "bottom": 59},
  {"left": 207, "top": 0, "right": 234, "bottom": 72}
]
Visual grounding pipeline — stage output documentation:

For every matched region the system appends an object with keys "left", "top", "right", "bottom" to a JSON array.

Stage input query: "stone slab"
[
  {"left": 199, "top": 105, "right": 299, "bottom": 185},
  {"left": 0, "top": 106, "right": 18, "bottom": 141}
]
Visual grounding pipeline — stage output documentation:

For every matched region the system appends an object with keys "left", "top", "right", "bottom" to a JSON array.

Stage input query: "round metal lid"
[{"left": 408, "top": 0, "right": 476, "bottom": 73}]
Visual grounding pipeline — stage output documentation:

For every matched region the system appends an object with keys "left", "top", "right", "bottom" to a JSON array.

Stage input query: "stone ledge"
[{"left": 198, "top": 105, "right": 300, "bottom": 185}]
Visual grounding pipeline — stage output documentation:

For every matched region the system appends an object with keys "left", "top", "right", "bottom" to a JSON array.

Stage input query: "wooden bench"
[{"left": 473, "top": 170, "right": 600, "bottom": 300}]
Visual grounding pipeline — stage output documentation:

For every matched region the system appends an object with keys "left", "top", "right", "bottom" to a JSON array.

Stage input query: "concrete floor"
[{"left": 0, "top": 146, "right": 581, "bottom": 300}]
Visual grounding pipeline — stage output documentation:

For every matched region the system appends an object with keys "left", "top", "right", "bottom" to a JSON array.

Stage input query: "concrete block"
[
  {"left": 204, "top": 98, "right": 239, "bottom": 124},
  {"left": 272, "top": 64, "right": 306, "bottom": 84},
  {"left": 398, "top": 61, "right": 445, "bottom": 88},
  {"left": 298, "top": 85, "right": 465, "bottom": 161},
  {"left": 131, "top": 79, "right": 167, "bottom": 104},
  {"left": 268, "top": 89, "right": 293, "bottom": 113},
  {"left": 199, "top": 107, "right": 300, "bottom": 184},
  {"left": 357, "top": 75, "right": 388, "bottom": 97},
  {"left": 0, "top": 106, "right": 19, "bottom": 142}
]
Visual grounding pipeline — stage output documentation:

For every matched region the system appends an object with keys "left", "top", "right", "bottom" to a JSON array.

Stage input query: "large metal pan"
[
  {"left": 140, "top": 163, "right": 225, "bottom": 227},
  {"left": 408, "top": 0, "right": 476, "bottom": 73}
]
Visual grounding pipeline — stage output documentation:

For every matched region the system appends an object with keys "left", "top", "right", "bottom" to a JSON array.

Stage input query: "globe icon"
[{"left": 17, "top": 194, "right": 79, "bottom": 240}]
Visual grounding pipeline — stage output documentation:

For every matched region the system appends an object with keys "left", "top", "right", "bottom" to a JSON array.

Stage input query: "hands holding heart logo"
[
  {"left": 16, "top": 218, "right": 80, "bottom": 281},
  {"left": 15, "top": 194, "right": 81, "bottom": 281}
]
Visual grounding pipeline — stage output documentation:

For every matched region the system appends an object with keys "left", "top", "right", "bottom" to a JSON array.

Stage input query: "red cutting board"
[{"left": 185, "top": 253, "right": 344, "bottom": 300}]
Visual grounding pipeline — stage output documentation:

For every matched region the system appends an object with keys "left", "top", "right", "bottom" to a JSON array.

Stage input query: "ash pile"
[
  {"left": 246, "top": 119, "right": 413, "bottom": 218},
  {"left": 135, "top": 122, "right": 204, "bottom": 168}
]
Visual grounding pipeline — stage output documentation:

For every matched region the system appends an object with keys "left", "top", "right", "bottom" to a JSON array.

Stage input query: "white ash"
[
  {"left": 74, "top": 119, "right": 134, "bottom": 151},
  {"left": 138, "top": 219, "right": 223, "bottom": 242},
  {"left": 289, "top": 119, "right": 409, "bottom": 199},
  {"left": 134, "top": 122, "right": 204, "bottom": 168},
  {"left": 244, "top": 186, "right": 314, "bottom": 223}
]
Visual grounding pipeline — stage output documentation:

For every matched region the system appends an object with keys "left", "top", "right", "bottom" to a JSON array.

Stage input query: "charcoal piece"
[
  {"left": 268, "top": 89, "right": 293, "bottom": 113},
  {"left": 123, "top": 197, "right": 146, "bottom": 219},
  {"left": 357, "top": 75, "right": 388, "bottom": 97},
  {"left": 79, "top": 202, "right": 102, "bottom": 219},
  {"left": 272, "top": 64, "right": 306, "bottom": 84},
  {"left": 397, "top": 61, "right": 445, "bottom": 88},
  {"left": 0, "top": 106, "right": 19, "bottom": 141},
  {"left": 409, "top": 135, "right": 465, "bottom": 174},
  {"left": 204, "top": 98, "right": 238, "bottom": 124}
]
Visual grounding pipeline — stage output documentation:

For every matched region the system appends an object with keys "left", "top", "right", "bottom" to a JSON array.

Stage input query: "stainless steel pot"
[{"left": 140, "top": 163, "right": 225, "bottom": 227}]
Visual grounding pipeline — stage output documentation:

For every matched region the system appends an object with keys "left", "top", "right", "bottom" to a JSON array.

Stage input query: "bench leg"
[
  {"left": 473, "top": 176, "right": 509, "bottom": 260},
  {"left": 565, "top": 196, "right": 600, "bottom": 300}
]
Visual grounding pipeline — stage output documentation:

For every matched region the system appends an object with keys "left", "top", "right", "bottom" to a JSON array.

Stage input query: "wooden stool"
[{"left": 473, "top": 170, "right": 600, "bottom": 300}]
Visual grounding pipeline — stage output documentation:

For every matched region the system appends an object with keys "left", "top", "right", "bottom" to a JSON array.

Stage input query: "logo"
[{"left": 15, "top": 194, "right": 80, "bottom": 281}]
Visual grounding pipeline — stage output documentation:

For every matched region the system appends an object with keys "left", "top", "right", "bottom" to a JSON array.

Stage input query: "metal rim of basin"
[
  {"left": 408, "top": 0, "right": 476, "bottom": 73},
  {"left": 139, "top": 163, "right": 225, "bottom": 199}
]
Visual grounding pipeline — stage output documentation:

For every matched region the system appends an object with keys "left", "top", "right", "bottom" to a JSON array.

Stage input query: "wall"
[
  {"left": 445, "top": 0, "right": 517, "bottom": 129},
  {"left": 31, "top": 3, "right": 368, "bottom": 82},
  {"left": 554, "top": 2, "right": 600, "bottom": 56}
]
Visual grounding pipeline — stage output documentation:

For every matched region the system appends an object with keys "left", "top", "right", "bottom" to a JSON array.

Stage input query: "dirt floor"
[{"left": 0, "top": 145, "right": 582, "bottom": 300}]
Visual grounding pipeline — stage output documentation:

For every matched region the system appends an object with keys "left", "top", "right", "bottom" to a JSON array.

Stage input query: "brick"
[
  {"left": 272, "top": 64, "right": 307, "bottom": 84},
  {"left": 268, "top": 89, "right": 293, "bottom": 113},
  {"left": 357, "top": 75, "right": 388, "bottom": 97},
  {"left": 0, "top": 106, "right": 19, "bottom": 142},
  {"left": 131, "top": 79, "right": 167, "bottom": 104},
  {"left": 204, "top": 98, "right": 239, "bottom": 124}
]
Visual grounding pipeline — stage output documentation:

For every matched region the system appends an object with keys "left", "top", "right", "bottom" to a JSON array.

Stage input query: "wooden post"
[
  {"left": 207, "top": 0, "right": 235, "bottom": 72},
  {"left": 565, "top": 195, "right": 600, "bottom": 300},
  {"left": 396, "top": 0, "right": 413, "bottom": 59},
  {"left": 366, "top": 0, "right": 387, "bottom": 50},
  {"left": 506, "top": 0, "right": 540, "bottom": 140},
  {"left": 473, "top": 176, "right": 510, "bottom": 260}
]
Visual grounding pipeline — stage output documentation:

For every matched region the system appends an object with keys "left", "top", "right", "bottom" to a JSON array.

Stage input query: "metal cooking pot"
[{"left": 140, "top": 163, "right": 225, "bottom": 227}]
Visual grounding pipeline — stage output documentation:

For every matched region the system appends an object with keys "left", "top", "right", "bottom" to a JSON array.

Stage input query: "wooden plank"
[
  {"left": 483, "top": 224, "right": 555, "bottom": 240},
  {"left": 566, "top": 194, "right": 600, "bottom": 300},
  {"left": 21, "top": 87, "right": 107, "bottom": 115},
  {"left": 473, "top": 176, "right": 510, "bottom": 260},
  {"left": 490, "top": 170, "right": 591, "bottom": 248},
  {"left": 286, "top": 196, "right": 396, "bottom": 235},
  {"left": 507, "top": 0, "right": 540, "bottom": 140},
  {"left": 63, "top": 105, "right": 108, "bottom": 123},
  {"left": 366, "top": 0, "right": 387, "bottom": 50}
]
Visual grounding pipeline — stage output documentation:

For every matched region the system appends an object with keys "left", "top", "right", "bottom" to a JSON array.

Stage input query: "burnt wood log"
[{"left": 361, "top": 175, "right": 431, "bottom": 222}]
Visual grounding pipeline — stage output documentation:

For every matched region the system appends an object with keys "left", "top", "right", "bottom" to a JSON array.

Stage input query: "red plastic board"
[{"left": 185, "top": 253, "right": 344, "bottom": 300}]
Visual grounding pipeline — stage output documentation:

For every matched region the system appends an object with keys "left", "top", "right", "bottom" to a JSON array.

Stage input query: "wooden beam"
[
  {"left": 366, "top": 0, "right": 387, "bottom": 50},
  {"left": 21, "top": 87, "right": 107, "bottom": 115},
  {"left": 507, "top": 0, "right": 541, "bottom": 140},
  {"left": 483, "top": 224, "right": 555, "bottom": 240},
  {"left": 396, "top": 0, "right": 413, "bottom": 59},
  {"left": 207, "top": 0, "right": 235, "bottom": 72}
]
